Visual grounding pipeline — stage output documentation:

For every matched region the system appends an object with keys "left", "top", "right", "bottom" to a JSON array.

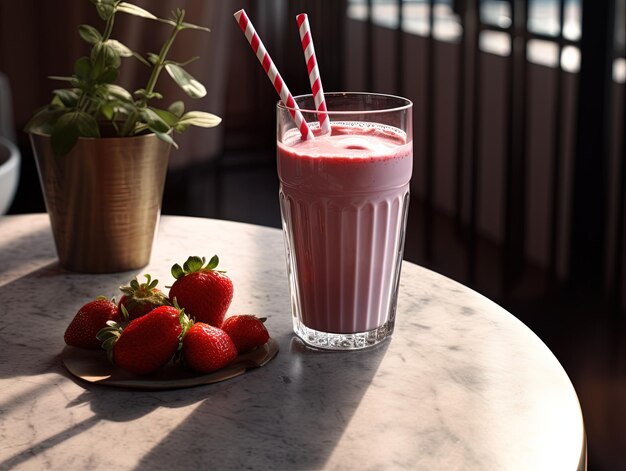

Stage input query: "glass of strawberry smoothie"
[{"left": 277, "top": 93, "right": 413, "bottom": 350}]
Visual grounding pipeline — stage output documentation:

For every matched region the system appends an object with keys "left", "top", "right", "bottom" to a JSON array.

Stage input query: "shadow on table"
[
  {"left": 0, "top": 262, "right": 143, "bottom": 381},
  {"left": 0, "top": 261, "right": 158, "bottom": 470},
  {"left": 0, "top": 385, "right": 207, "bottom": 471},
  {"left": 132, "top": 334, "right": 390, "bottom": 470}
]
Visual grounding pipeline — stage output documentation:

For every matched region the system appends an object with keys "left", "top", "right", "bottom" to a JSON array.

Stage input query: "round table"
[{"left": 0, "top": 214, "right": 586, "bottom": 470}]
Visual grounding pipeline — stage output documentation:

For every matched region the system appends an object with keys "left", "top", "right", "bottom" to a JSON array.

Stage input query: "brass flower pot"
[{"left": 30, "top": 131, "right": 171, "bottom": 273}]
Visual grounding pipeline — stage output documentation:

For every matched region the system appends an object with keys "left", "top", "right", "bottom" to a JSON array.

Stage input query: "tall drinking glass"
[{"left": 277, "top": 93, "right": 413, "bottom": 350}]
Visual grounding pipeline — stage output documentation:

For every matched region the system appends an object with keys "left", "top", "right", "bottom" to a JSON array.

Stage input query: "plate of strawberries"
[{"left": 61, "top": 255, "right": 279, "bottom": 390}]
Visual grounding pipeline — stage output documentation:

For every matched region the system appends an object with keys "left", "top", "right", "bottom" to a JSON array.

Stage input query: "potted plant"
[{"left": 25, "top": 0, "right": 221, "bottom": 273}]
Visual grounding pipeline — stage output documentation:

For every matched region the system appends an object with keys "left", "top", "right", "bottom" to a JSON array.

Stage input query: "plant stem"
[
  {"left": 143, "top": 25, "right": 181, "bottom": 101},
  {"left": 102, "top": 10, "right": 115, "bottom": 40},
  {"left": 120, "top": 14, "right": 184, "bottom": 136}
]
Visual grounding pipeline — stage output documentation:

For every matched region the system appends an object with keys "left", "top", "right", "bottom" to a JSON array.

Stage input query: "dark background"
[{"left": 1, "top": 0, "right": 625, "bottom": 469}]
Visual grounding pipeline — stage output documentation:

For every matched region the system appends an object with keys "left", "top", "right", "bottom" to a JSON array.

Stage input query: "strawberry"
[
  {"left": 182, "top": 323, "right": 237, "bottom": 373},
  {"left": 168, "top": 255, "right": 233, "bottom": 327},
  {"left": 221, "top": 315, "right": 270, "bottom": 354},
  {"left": 118, "top": 274, "right": 170, "bottom": 321},
  {"left": 97, "top": 305, "right": 191, "bottom": 375},
  {"left": 64, "top": 297, "right": 121, "bottom": 349}
]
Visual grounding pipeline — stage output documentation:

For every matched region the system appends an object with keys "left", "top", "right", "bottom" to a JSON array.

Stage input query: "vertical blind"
[{"left": 347, "top": 0, "right": 626, "bottom": 308}]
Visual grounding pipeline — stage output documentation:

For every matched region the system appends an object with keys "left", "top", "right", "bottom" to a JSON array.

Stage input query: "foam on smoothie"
[
  {"left": 280, "top": 122, "right": 407, "bottom": 159},
  {"left": 278, "top": 122, "right": 412, "bottom": 334}
]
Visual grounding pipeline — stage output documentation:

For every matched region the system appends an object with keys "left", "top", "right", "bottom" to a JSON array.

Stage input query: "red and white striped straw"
[
  {"left": 234, "top": 9, "right": 315, "bottom": 141},
  {"left": 296, "top": 14, "right": 331, "bottom": 135}
]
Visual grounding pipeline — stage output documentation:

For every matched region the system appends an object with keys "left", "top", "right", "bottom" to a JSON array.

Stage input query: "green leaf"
[
  {"left": 140, "top": 108, "right": 169, "bottom": 133},
  {"left": 104, "top": 83, "right": 132, "bottom": 101},
  {"left": 52, "top": 89, "right": 80, "bottom": 107},
  {"left": 117, "top": 2, "right": 157, "bottom": 19},
  {"left": 147, "top": 122, "right": 170, "bottom": 134},
  {"left": 177, "top": 308, "right": 193, "bottom": 351},
  {"left": 95, "top": 330, "right": 110, "bottom": 341},
  {"left": 163, "top": 56, "right": 199, "bottom": 69},
  {"left": 164, "top": 64, "right": 206, "bottom": 98},
  {"left": 180, "top": 22, "right": 210, "bottom": 32},
  {"left": 120, "top": 304, "right": 130, "bottom": 322},
  {"left": 99, "top": 67, "right": 118, "bottom": 83},
  {"left": 177, "top": 111, "right": 221, "bottom": 128},
  {"left": 91, "top": 42, "right": 121, "bottom": 72},
  {"left": 74, "top": 57, "right": 92, "bottom": 80},
  {"left": 96, "top": 3, "right": 115, "bottom": 20},
  {"left": 168, "top": 101, "right": 184, "bottom": 117},
  {"left": 96, "top": 323, "right": 120, "bottom": 341},
  {"left": 155, "top": 131, "right": 178, "bottom": 148},
  {"left": 51, "top": 115, "right": 79, "bottom": 156},
  {"left": 148, "top": 276, "right": 158, "bottom": 289},
  {"left": 104, "top": 39, "right": 133, "bottom": 58},
  {"left": 101, "top": 336, "right": 117, "bottom": 351},
  {"left": 207, "top": 255, "right": 219, "bottom": 270},
  {"left": 75, "top": 112, "right": 100, "bottom": 137},
  {"left": 171, "top": 263, "right": 184, "bottom": 280},
  {"left": 183, "top": 256, "right": 205, "bottom": 273},
  {"left": 155, "top": 16, "right": 177, "bottom": 28},
  {"left": 50, "top": 111, "right": 100, "bottom": 156},
  {"left": 173, "top": 122, "right": 190, "bottom": 133},
  {"left": 51, "top": 96, "right": 65, "bottom": 108},
  {"left": 100, "top": 102, "right": 115, "bottom": 120},
  {"left": 101, "top": 42, "right": 122, "bottom": 68},
  {"left": 78, "top": 24, "right": 102, "bottom": 44},
  {"left": 150, "top": 107, "right": 178, "bottom": 126},
  {"left": 24, "top": 107, "right": 65, "bottom": 134},
  {"left": 48, "top": 75, "right": 75, "bottom": 82},
  {"left": 107, "top": 101, "right": 135, "bottom": 118}
]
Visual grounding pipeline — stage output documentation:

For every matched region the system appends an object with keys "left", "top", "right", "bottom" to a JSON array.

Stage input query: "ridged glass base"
[{"left": 293, "top": 317, "right": 394, "bottom": 350}]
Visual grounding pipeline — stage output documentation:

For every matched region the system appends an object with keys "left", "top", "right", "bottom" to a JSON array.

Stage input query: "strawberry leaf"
[
  {"left": 183, "top": 256, "right": 205, "bottom": 273},
  {"left": 120, "top": 304, "right": 130, "bottom": 322},
  {"left": 101, "top": 337, "right": 117, "bottom": 351},
  {"left": 207, "top": 255, "right": 219, "bottom": 270},
  {"left": 96, "top": 319, "right": 123, "bottom": 357},
  {"left": 171, "top": 263, "right": 184, "bottom": 280},
  {"left": 177, "top": 308, "right": 193, "bottom": 343},
  {"left": 147, "top": 276, "right": 158, "bottom": 289},
  {"left": 172, "top": 255, "right": 223, "bottom": 277}
]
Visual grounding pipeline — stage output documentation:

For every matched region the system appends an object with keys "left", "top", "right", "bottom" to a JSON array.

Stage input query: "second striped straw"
[
  {"left": 234, "top": 9, "right": 315, "bottom": 141},
  {"left": 296, "top": 14, "right": 331, "bottom": 135}
]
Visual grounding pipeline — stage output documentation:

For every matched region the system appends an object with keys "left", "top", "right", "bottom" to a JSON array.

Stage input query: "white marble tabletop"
[{"left": 0, "top": 214, "right": 585, "bottom": 471}]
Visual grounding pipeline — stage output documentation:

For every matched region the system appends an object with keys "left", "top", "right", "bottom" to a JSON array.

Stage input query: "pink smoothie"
[{"left": 278, "top": 123, "right": 412, "bottom": 334}]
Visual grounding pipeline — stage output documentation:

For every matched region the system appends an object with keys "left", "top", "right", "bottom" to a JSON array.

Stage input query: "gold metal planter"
[{"left": 30, "top": 132, "right": 171, "bottom": 273}]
